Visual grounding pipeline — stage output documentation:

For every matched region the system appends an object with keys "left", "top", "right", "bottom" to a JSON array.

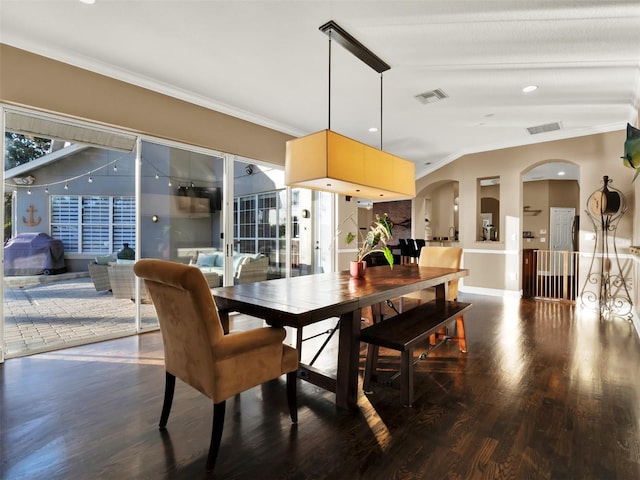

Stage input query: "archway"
[
  {"left": 520, "top": 161, "right": 580, "bottom": 300},
  {"left": 416, "top": 180, "right": 459, "bottom": 242}
]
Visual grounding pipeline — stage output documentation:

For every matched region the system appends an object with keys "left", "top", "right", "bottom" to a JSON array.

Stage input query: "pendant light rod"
[
  {"left": 380, "top": 73, "right": 383, "bottom": 150},
  {"left": 319, "top": 21, "right": 390, "bottom": 74},
  {"left": 328, "top": 31, "right": 332, "bottom": 131}
]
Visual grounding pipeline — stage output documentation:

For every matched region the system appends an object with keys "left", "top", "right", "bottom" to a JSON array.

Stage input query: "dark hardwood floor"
[{"left": 2, "top": 293, "right": 640, "bottom": 479}]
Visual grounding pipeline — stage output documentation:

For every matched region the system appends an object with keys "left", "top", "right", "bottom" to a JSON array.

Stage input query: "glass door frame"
[{"left": 1, "top": 105, "right": 5, "bottom": 363}]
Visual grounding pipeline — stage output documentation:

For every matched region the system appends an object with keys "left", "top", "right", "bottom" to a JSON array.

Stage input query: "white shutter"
[
  {"left": 113, "top": 196, "right": 136, "bottom": 251},
  {"left": 50, "top": 195, "right": 135, "bottom": 254},
  {"left": 51, "top": 196, "right": 80, "bottom": 252},
  {"left": 82, "top": 197, "right": 110, "bottom": 253}
]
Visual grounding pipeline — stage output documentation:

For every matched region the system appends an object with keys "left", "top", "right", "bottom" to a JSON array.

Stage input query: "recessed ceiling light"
[
  {"left": 368, "top": 127, "right": 378, "bottom": 133},
  {"left": 522, "top": 85, "right": 538, "bottom": 93},
  {"left": 80, "top": 0, "right": 96, "bottom": 4},
  {"left": 557, "top": 171, "right": 566, "bottom": 176}
]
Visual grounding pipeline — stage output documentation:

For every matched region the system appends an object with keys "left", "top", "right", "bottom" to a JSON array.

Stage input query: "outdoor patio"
[{"left": 3, "top": 273, "right": 158, "bottom": 357}]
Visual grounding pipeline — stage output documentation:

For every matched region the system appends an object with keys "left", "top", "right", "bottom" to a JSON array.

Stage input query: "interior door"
[
  {"left": 550, "top": 207, "right": 575, "bottom": 276},
  {"left": 550, "top": 207, "right": 575, "bottom": 251}
]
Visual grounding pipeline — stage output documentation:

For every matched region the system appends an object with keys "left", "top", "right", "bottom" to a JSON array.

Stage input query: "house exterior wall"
[{"left": 10, "top": 148, "right": 138, "bottom": 271}]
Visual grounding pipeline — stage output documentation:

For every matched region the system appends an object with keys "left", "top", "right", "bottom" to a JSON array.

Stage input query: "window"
[
  {"left": 51, "top": 195, "right": 135, "bottom": 253},
  {"left": 234, "top": 190, "right": 291, "bottom": 275},
  {"left": 477, "top": 177, "right": 500, "bottom": 241}
]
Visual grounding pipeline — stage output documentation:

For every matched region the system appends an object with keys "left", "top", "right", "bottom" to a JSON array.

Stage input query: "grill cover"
[{"left": 4, "top": 232, "right": 66, "bottom": 275}]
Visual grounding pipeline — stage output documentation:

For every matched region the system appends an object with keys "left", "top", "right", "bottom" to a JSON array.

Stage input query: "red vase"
[{"left": 350, "top": 260, "right": 366, "bottom": 278}]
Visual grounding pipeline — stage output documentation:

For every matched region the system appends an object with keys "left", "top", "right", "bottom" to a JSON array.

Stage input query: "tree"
[
  {"left": 4, "top": 132, "right": 52, "bottom": 241},
  {"left": 4, "top": 132, "right": 51, "bottom": 169},
  {"left": 4, "top": 193, "right": 11, "bottom": 243}
]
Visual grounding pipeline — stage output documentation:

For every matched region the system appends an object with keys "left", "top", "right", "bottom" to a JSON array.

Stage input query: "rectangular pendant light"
[
  {"left": 285, "top": 129, "right": 415, "bottom": 201},
  {"left": 286, "top": 21, "right": 415, "bottom": 201}
]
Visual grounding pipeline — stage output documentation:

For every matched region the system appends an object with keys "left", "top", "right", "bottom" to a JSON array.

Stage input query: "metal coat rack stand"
[{"left": 580, "top": 175, "right": 632, "bottom": 320}]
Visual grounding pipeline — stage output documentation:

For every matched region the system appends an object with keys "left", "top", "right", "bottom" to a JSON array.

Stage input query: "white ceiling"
[{"left": 1, "top": 1, "right": 639, "bottom": 180}]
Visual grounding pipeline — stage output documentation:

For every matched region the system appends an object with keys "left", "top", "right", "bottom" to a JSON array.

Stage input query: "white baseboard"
[
  {"left": 458, "top": 285, "right": 521, "bottom": 299},
  {"left": 631, "top": 310, "right": 640, "bottom": 340}
]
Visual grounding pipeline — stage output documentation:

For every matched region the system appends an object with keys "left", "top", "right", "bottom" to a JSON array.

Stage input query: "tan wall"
[
  {"left": 0, "top": 44, "right": 293, "bottom": 165},
  {"left": 417, "top": 130, "right": 634, "bottom": 293},
  {"left": 463, "top": 252, "right": 506, "bottom": 290},
  {"left": 336, "top": 196, "right": 360, "bottom": 271},
  {"left": 548, "top": 179, "right": 579, "bottom": 210},
  {"left": 522, "top": 180, "right": 550, "bottom": 250},
  {"left": 521, "top": 179, "right": 580, "bottom": 250}
]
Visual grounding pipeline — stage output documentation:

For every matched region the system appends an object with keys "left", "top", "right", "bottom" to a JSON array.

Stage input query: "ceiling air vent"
[
  {"left": 415, "top": 88, "right": 448, "bottom": 104},
  {"left": 527, "top": 122, "right": 562, "bottom": 135}
]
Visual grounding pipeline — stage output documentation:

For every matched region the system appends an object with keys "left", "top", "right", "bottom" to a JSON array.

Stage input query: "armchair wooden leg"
[
  {"left": 206, "top": 401, "right": 226, "bottom": 472},
  {"left": 286, "top": 370, "right": 298, "bottom": 424},
  {"left": 159, "top": 371, "right": 176, "bottom": 429}
]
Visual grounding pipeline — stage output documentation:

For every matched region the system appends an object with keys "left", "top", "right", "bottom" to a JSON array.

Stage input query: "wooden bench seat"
[{"left": 360, "top": 299, "right": 472, "bottom": 407}]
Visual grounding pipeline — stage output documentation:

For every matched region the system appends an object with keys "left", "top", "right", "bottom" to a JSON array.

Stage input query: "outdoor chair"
[
  {"left": 88, "top": 262, "right": 111, "bottom": 292},
  {"left": 108, "top": 262, "right": 149, "bottom": 302},
  {"left": 133, "top": 259, "right": 298, "bottom": 473}
]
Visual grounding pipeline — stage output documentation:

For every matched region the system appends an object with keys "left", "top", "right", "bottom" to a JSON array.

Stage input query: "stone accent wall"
[{"left": 373, "top": 200, "right": 412, "bottom": 242}]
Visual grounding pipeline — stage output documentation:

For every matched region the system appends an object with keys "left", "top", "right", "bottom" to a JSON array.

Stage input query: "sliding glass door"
[
  {"left": 138, "top": 140, "right": 226, "bottom": 330},
  {"left": 1, "top": 106, "right": 331, "bottom": 361},
  {"left": 2, "top": 109, "right": 139, "bottom": 357}
]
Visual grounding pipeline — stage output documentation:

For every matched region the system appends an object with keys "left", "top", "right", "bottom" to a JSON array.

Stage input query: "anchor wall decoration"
[{"left": 22, "top": 204, "right": 42, "bottom": 227}]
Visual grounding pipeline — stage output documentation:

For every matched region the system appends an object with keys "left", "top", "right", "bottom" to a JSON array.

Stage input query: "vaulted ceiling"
[{"left": 1, "top": 1, "right": 639, "bottom": 180}]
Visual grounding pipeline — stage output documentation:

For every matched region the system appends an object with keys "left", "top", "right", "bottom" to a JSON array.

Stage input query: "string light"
[
  {"left": 5, "top": 157, "right": 217, "bottom": 195},
  {"left": 4, "top": 157, "right": 119, "bottom": 193}
]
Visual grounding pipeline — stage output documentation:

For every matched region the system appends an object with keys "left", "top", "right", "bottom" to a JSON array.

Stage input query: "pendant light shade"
[
  {"left": 285, "top": 21, "right": 416, "bottom": 201},
  {"left": 286, "top": 129, "right": 415, "bottom": 200}
]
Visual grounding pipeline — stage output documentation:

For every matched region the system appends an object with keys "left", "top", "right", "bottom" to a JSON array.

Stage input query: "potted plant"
[{"left": 340, "top": 213, "right": 394, "bottom": 277}]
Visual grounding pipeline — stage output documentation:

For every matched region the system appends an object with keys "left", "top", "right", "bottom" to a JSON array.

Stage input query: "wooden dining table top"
[
  {"left": 211, "top": 264, "right": 469, "bottom": 327},
  {"left": 211, "top": 264, "right": 469, "bottom": 410}
]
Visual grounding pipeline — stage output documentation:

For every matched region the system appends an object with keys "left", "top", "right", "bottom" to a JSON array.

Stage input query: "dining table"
[{"left": 211, "top": 264, "right": 469, "bottom": 410}]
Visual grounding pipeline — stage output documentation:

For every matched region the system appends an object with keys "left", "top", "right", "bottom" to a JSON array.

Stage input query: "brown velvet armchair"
[{"left": 133, "top": 259, "right": 299, "bottom": 472}]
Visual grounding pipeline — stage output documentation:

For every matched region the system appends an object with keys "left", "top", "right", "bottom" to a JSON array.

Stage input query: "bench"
[{"left": 360, "top": 299, "right": 472, "bottom": 407}]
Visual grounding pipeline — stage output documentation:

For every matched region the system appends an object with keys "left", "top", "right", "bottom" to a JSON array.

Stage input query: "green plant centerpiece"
[{"left": 341, "top": 213, "right": 394, "bottom": 277}]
